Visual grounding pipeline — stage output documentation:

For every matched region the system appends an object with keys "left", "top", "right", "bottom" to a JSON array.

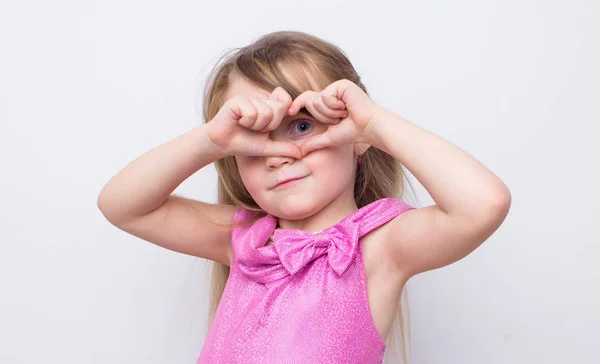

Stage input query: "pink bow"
[{"left": 272, "top": 223, "right": 361, "bottom": 277}]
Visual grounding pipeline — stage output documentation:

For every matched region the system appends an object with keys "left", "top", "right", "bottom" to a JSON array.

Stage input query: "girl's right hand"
[{"left": 206, "top": 87, "right": 302, "bottom": 159}]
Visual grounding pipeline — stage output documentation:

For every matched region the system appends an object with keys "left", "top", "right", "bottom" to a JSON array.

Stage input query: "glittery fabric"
[{"left": 197, "top": 198, "right": 415, "bottom": 364}]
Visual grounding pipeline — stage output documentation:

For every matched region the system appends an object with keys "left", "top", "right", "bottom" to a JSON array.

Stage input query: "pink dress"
[{"left": 197, "top": 197, "right": 415, "bottom": 363}]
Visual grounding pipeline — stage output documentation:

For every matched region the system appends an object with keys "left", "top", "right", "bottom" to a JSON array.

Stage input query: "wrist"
[
  {"left": 198, "top": 123, "right": 230, "bottom": 160},
  {"left": 361, "top": 105, "right": 388, "bottom": 147}
]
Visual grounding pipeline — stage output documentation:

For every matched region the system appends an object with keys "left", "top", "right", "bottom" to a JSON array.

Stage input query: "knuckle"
[
  {"left": 246, "top": 110, "right": 257, "bottom": 120},
  {"left": 262, "top": 107, "right": 274, "bottom": 119}
]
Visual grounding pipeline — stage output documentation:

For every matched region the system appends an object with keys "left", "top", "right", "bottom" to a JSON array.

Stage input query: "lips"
[{"left": 273, "top": 176, "right": 306, "bottom": 189}]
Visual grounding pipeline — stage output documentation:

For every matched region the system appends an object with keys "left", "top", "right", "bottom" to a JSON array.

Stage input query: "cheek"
[
  {"left": 307, "top": 146, "right": 355, "bottom": 180},
  {"left": 236, "top": 159, "right": 263, "bottom": 194}
]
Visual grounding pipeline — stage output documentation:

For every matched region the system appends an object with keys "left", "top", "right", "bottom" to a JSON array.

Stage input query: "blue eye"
[{"left": 291, "top": 120, "right": 311, "bottom": 135}]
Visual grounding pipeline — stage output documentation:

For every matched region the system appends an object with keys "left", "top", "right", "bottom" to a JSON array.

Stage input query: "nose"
[{"left": 266, "top": 155, "right": 296, "bottom": 170}]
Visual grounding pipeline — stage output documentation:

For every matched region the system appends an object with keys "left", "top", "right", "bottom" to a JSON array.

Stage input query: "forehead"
[{"left": 224, "top": 77, "right": 271, "bottom": 100}]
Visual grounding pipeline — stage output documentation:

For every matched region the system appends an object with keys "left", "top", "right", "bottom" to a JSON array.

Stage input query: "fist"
[{"left": 206, "top": 87, "right": 302, "bottom": 159}]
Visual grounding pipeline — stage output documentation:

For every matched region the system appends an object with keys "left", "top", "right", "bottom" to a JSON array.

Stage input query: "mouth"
[{"left": 273, "top": 176, "right": 307, "bottom": 189}]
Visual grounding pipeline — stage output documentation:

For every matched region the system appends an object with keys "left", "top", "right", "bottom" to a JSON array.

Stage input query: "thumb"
[
  {"left": 263, "top": 140, "right": 302, "bottom": 159},
  {"left": 300, "top": 133, "right": 334, "bottom": 157}
]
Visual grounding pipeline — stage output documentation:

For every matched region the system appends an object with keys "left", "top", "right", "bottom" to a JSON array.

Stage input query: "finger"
[
  {"left": 270, "top": 86, "right": 293, "bottom": 109},
  {"left": 237, "top": 97, "right": 258, "bottom": 128},
  {"left": 300, "top": 133, "right": 334, "bottom": 156},
  {"left": 313, "top": 94, "right": 348, "bottom": 121},
  {"left": 304, "top": 95, "right": 343, "bottom": 124},
  {"left": 258, "top": 87, "right": 293, "bottom": 132},
  {"left": 288, "top": 90, "right": 315, "bottom": 115},
  {"left": 260, "top": 98, "right": 287, "bottom": 132},
  {"left": 248, "top": 98, "right": 274, "bottom": 131},
  {"left": 321, "top": 93, "right": 346, "bottom": 110},
  {"left": 263, "top": 140, "right": 302, "bottom": 159}
]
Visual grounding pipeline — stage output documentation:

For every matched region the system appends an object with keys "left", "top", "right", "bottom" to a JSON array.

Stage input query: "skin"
[
  {"left": 220, "top": 74, "right": 511, "bottom": 340},
  {"left": 222, "top": 76, "right": 368, "bottom": 234}
]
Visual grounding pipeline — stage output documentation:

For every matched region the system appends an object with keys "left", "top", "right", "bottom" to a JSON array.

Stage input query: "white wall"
[{"left": 1, "top": 0, "right": 598, "bottom": 363}]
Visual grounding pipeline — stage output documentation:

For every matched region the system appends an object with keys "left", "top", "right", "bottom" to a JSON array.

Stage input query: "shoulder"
[
  {"left": 358, "top": 198, "right": 416, "bottom": 275},
  {"left": 231, "top": 205, "right": 265, "bottom": 226},
  {"left": 227, "top": 205, "right": 270, "bottom": 263},
  {"left": 384, "top": 197, "right": 415, "bottom": 214},
  {"left": 366, "top": 197, "right": 415, "bottom": 217},
  {"left": 381, "top": 198, "right": 507, "bottom": 280},
  {"left": 357, "top": 198, "right": 415, "bottom": 233}
]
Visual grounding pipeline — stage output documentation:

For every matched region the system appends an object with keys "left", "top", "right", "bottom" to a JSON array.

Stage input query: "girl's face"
[{"left": 224, "top": 77, "right": 361, "bottom": 222}]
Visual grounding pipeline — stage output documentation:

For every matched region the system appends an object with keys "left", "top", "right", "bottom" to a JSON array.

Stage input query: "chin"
[{"left": 259, "top": 194, "right": 326, "bottom": 220}]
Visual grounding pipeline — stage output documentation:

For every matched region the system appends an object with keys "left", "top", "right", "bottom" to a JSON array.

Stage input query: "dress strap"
[
  {"left": 229, "top": 198, "right": 415, "bottom": 247},
  {"left": 229, "top": 198, "right": 415, "bottom": 283},
  {"left": 230, "top": 206, "right": 272, "bottom": 246},
  {"left": 353, "top": 198, "right": 415, "bottom": 238}
]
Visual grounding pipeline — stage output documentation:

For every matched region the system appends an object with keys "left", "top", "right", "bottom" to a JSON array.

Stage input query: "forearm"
[
  {"left": 97, "top": 124, "right": 226, "bottom": 223},
  {"left": 365, "top": 105, "right": 511, "bottom": 218}
]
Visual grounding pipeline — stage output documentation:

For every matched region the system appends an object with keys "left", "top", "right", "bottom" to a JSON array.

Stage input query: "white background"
[{"left": 1, "top": 0, "right": 598, "bottom": 363}]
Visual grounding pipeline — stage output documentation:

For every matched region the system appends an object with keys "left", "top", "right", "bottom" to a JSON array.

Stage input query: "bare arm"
[
  {"left": 97, "top": 124, "right": 235, "bottom": 265},
  {"left": 363, "top": 106, "right": 512, "bottom": 278}
]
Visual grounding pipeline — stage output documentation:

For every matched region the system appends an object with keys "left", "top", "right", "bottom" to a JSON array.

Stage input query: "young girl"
[{"left": 98, "top": 31, "right": 511, "bottom": 364}]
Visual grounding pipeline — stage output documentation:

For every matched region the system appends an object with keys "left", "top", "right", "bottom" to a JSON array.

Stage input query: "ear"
[{"left": 353, "top": 142, "right": 371, "bottom": 156}]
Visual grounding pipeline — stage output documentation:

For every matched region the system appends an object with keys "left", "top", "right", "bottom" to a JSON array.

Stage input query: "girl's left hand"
[{"left": 287, "top": 79, "right": 379, "bottom": 156}]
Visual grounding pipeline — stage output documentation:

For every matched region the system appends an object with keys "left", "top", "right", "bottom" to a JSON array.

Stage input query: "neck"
[{"left": 275, "top": 189, "right": 358, "bottom": 233}]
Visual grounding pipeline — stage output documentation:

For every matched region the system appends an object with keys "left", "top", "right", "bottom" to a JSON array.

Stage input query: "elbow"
[
  {"left": 492, "top": 185, "right": 512, "bottom": 217},
  {"left": 482, "top": 186, "right": 512, "bottom": 225},
  {"left": 465, "top": 185, "right": 511, "bottom": 223},
  {"left": 97, "top": 188, "right": 121, "bottom": 225},
  {"left": 466, "top": 188, "right": 511, "bottom": 244},
  {"left": 97, "top": 187, "right": 110, "bottom": 215}
]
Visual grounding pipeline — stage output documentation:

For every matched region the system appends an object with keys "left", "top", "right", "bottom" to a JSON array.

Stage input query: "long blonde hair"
[{"left": 199, "top": 30, "right": 415, "bottom": 363}]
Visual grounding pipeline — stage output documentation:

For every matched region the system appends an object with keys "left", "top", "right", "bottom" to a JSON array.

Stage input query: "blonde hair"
[{"left": 200, "top": 30, "right": 415, "bottom": 363}]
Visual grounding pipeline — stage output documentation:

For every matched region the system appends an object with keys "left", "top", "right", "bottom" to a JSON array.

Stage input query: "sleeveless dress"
[{"left": 197, "top": 197, "right": 415, "bottom": 364}]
